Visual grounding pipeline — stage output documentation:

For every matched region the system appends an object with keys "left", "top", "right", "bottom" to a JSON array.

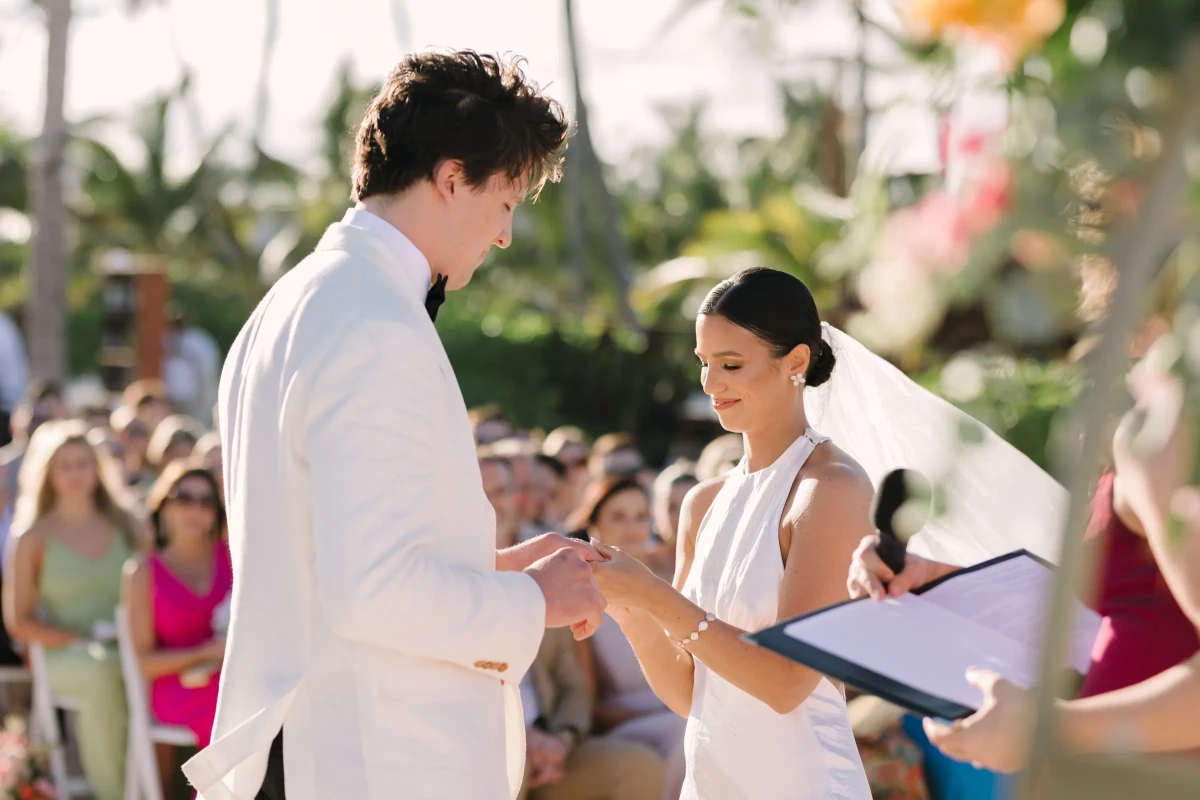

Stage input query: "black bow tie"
[{"left": 425, "top": 274, "right": 448, "bottom": 322}]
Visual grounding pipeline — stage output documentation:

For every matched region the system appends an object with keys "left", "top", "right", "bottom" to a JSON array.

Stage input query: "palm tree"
[
  {"left": 26, "top": 0, "right": 70, "bottom": 381},
  {"left": 658, "top": 0, "right": 918, "bottom": 192},
  {"left": 27, "top": 0, "right": 196, "bottom": 381},
  {"left": 252, "top": 0, "right": 281, "bottom": 149},
  {"left": 562, "top": 0, "right": 641, "bottom": 332},
  {"left": 74, "top": 87, "right": 223, "bottom": 258}
]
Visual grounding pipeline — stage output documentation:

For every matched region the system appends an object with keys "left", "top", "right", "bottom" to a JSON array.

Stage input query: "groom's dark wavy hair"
[{"left": 350, "top": 50, "right": 570, "bottom": 203}]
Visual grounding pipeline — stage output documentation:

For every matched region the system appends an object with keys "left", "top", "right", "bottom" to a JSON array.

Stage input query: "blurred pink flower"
[
  {"left": 962, "top": 158, "right": 1012, "bottom": 234},
  {"left": 878, "top": 192, "right": 973, "bottom": 275},
  {"left": 33, "top": 777, "right": 55, "bottom": 798}
]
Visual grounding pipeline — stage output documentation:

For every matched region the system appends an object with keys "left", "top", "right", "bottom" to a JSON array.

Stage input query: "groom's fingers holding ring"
[
  {"left": 553, "top": 535, "right": 603, "bottom": 562},
  {"left": 589, "top": 538, "right": 617, "bottom": 560}
]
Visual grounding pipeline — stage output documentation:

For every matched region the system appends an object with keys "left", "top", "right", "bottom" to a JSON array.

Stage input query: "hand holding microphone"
[{"left": 847, "top": 468, "right": 952, "bottom": 600}]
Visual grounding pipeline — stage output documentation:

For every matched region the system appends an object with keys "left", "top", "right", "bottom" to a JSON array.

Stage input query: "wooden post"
[
  {"left": 135, "top": 268, "right": 167, "bottom": 382},
  {"left": 97, "top": 250, "right": 168, "bottom": 392}
]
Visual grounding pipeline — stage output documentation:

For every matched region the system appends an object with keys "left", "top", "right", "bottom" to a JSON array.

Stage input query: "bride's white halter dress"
[{"left": 680, "top": 428, "right": 871, "bottom": 800}]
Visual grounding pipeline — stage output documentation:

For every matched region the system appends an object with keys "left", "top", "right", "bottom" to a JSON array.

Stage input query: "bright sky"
[{"left": 0, "top": 0, "right": 968, "bottom": 177}]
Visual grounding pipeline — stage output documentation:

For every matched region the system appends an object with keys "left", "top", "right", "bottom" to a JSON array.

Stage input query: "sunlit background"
[
  {"left": 4, "top": 2, "right": 1200, "bottom": 798},
  {"left": 0, "top": 0, "right": 1042, "bottom": 467}
]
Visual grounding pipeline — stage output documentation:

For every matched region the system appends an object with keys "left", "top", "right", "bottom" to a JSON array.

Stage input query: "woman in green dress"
[{"left": 3, "top": 419, "right": 144, "bottom": 800}]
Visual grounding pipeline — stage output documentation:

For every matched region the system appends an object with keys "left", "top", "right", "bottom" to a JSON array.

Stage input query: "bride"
[{"left": 591, "top": 266, "right": 874, "bottom": 799}]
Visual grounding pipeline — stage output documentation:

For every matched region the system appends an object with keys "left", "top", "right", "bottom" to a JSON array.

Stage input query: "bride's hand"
[{"left": 589, "top": 539, "right": 663, "bottom": 609}]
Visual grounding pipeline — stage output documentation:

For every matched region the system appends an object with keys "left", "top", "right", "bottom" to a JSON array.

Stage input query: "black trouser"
[{"left": 255, "top": 731, "right": 286, "bottom": 800}]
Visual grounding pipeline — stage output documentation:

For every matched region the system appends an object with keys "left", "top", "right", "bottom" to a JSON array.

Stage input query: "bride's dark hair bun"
[
  {"left": 805, "top": 339, "right": 836, "bottom": 388},
  {"left": 699, "top": 266, "right": 834, "bottom": 387}
]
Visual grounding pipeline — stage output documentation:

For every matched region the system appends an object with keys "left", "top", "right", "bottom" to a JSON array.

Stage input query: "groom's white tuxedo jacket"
[{"left": 182, "top": 213, "right": 547, "bottom": 800}]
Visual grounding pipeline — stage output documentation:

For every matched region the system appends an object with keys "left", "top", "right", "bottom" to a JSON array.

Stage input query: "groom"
[{"left": 182, "top": 51, "right": 605, "bottom": 800}]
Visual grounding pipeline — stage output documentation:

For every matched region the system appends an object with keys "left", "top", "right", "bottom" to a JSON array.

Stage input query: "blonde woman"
[{"left": 2, "top": 420, "right": 143, "bottom": 800}]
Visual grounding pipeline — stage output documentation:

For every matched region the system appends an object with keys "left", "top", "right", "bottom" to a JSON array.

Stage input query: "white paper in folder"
[{"left": 782, "top": 552, "right": 1102, "bottom": 711}]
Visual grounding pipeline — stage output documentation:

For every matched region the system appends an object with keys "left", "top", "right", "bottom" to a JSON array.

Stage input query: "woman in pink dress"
[{"left": 122, "top": 460, "right": 231, "bottom": 750}]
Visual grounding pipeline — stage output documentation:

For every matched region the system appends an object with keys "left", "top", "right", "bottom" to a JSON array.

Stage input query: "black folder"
[{"left": 743, "top": 550, "right": 1057, "bottom": 721}]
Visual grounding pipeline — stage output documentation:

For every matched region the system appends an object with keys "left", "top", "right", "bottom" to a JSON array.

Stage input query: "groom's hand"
[
  {"left": 525, "top": 549, "right": 606, "bottom": 640},
  {"left": 498, "top": 532, "right": 600, "bottom": 573}
]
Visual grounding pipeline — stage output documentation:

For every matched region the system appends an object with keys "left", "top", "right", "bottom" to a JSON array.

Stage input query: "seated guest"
[
  {"left": 589, "top": 433, "right": 645, "bottom": 481},
  {"left": 110, "top": 405, "right": 155, "bottom": 491},
  {"left": 122, "top": 461, "right": 230, "bottom": 758},
  {"left": 1, "top": 380, "right": 68, "bottom": 514},
  {"left": 3, "top": 421, "right": 140, "bottom": 800},
  {"left": 570, "top": 477, "right": 672, "bottom": 580},
  {"left": 120, "top": 379, "right": 172, "bottom": 438},
  {"left": 469, "top": 404, "right": 514, "bottom": 446},
  {"left": 194, "top": 432, "right": 223, "bottom": 501},
  {"left": 844, "top": 691, "right": 930, "bottom": 800},
  {"left": 146, "top": 414, "right": 205, "bottom": 475},
  {"left": 533, "top": 454, "right": 569, "bottom": 531},
  {"left": 542, "top": 426, "right": 592, "bottom": 514},
  {"left": 568, "top": 477, "right": 685, "bottom": 799},
  {"left": 87, "top": 424, "right": 126, "bottom": 466},
  {"left": 479, "top": 453, "right": 521, "bottom": 548},
  {"left": 79, "top": 404, "right": 113, "bottom": 433},
  {"left": 520, "top": 626, "right": 665, "bottom": 800},
  {"left": 491, "top": 439, "right": 551, "bottom": 541},
  {"left": 695, "top": 433, "right": 744, "bottom": 481},
  {"left": 649, "top": 463, "right": 698, "bottom": 579}
]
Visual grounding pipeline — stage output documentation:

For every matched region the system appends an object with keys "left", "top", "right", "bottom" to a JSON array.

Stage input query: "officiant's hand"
[
  {"left": 847, "top": 534, "right": 954, "bottom": 601},
  {"left": 589, "top": 539, "right": 663, "bottom": 609},
  {"left": 922, "top": 668, "right": 1031, "bottom": 773},
  {"left": 526, "top": 549, "right": 606, "bottom": 640}
]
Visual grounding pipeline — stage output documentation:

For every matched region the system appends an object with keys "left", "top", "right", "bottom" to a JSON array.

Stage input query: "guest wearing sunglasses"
[{"left": 122, "top": 461, "right": 231, "bottom": 772}]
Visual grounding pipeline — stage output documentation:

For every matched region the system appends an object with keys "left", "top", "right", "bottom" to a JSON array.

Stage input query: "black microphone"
[{"left": 871, "top": 468, "right": 934, "bottom": 577}]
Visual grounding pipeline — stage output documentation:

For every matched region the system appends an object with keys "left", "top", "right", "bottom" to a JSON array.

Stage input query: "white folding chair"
[
  {"left": 29, "top": 642, "right": 97, "bottom": 799},
  {"left": 116, "top": 607, "right": 198, "bottom": 800}
]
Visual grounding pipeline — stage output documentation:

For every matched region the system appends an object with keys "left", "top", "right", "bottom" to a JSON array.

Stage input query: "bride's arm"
[
  {"left": 608, "top": 463, "right": 873, "bottom": 716},
  {"left": 606, "top": 478, "right": 725, "bottom": 718}
]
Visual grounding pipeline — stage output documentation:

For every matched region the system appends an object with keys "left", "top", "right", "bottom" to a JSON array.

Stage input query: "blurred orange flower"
[
  {"left": 1010, "top": 229, "right": 1067, "bottom": 270},
  {"left": 906, "top": 0, "right": 1065, "bottom": 65}
]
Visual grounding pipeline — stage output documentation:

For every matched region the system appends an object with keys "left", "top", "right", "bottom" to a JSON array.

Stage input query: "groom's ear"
[{"left": 432, "top": 159, "right": 467, "bottom": 202}]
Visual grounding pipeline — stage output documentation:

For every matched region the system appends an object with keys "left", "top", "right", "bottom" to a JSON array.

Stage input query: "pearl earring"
[{"left": 791, "top": 373, "right": 806, "bottom": 387}]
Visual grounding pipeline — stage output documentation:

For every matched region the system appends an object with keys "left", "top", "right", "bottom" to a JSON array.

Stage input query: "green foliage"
[
  {"left": 60, "top": 270, "right": 257, "bottom": 377},
  {"left": 437, "top": 302, "right": 699, "bottom": 464},
  {"left": 917, "top": 356, "right": 1085, "bottom": 469},
  {"left": 0, "top": 129, "right": 28, "bottom": 211}
]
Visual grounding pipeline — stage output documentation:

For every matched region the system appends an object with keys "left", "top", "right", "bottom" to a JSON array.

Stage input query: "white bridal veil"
[{"left": 803, "top": 323, "right": 1070, "bottom": 567}]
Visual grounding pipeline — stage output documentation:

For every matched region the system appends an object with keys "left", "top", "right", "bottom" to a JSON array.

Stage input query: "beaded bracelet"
[{"left": 676, "top": 612, "right": 717, "bottom": 649}]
